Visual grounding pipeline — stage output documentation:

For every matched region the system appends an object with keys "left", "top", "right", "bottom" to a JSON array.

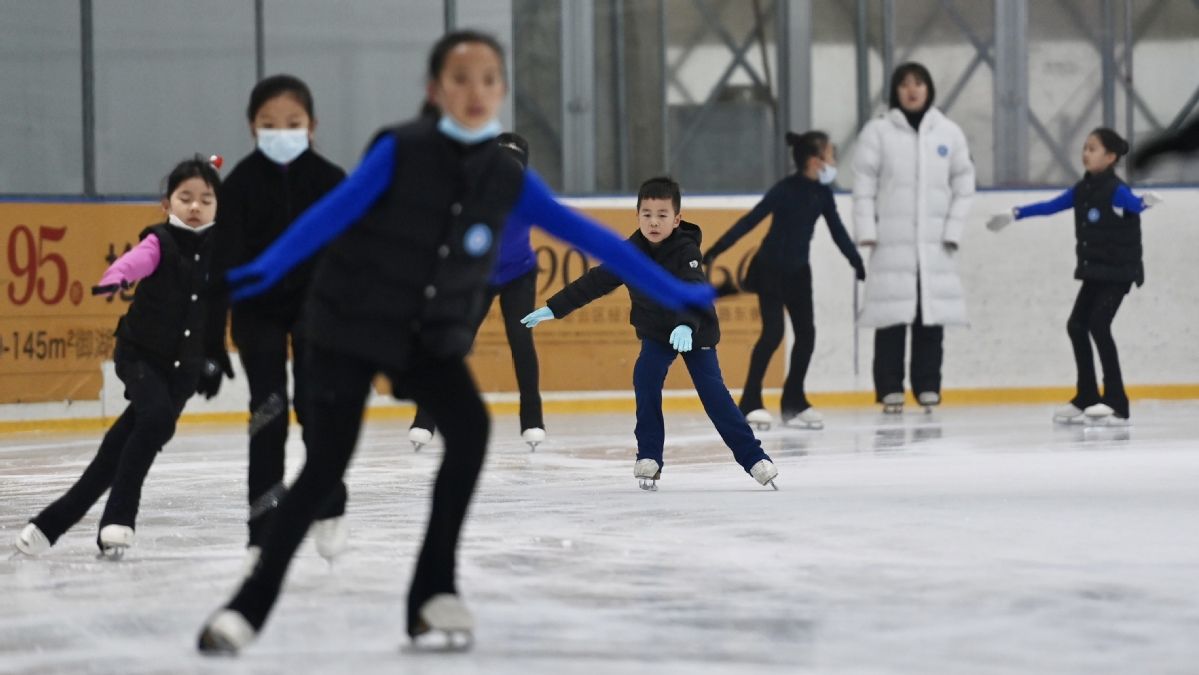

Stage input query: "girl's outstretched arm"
[
  {"left": 98, "top": 234, "right": 161, "bottom": 288},
  {"left": 1014, "top": 187, "right": 1075, "bottom": 219}
]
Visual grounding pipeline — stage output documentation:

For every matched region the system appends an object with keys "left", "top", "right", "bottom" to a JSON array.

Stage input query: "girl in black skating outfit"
[
  {"left": 212, "top": 75, "right": 348, "bottom": 566},
  {"left": 408, "top": 131, "right": 546, "bottom": 451},
  {"left": 987, "top": 128, "right": 1163, "bottom": 425},
  {"left": 14, "top": 156, "right": 232, "bottom": 559},
  {"left": 703, "top": 131, "right": 864, "bottom": 430},
  {"left": 197, "top": 30, "right": 713, "bottom": 653}
]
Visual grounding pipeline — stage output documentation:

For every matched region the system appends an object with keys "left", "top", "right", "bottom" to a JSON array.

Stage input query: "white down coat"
[{"left": 852, "top": 107, "right": 975, "bottom": 327}]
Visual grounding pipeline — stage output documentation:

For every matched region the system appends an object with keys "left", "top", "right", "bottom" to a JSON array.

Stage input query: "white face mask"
[
  {"left": 437, "top": 115, "right": 502, "bottom": 145},
  {"left": 257, "top": 128, "right": 309, "bottom": 165},
  {"left": 167, "top": 213, "right": 215, "bottom": 232},
  {"left": 818, "top": 163, "right": 838, "bottom": 185}
]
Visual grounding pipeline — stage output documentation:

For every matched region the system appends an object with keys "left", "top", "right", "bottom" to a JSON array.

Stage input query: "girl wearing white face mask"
[
  {"left": 209, "top": 75, "right": 348, "bottom": 573},
  {"left": 14, "top": 156, "right": 232, "bottom": 560},
  {"left": 702, "top": 131, "right": 865, "bottom": 431}
]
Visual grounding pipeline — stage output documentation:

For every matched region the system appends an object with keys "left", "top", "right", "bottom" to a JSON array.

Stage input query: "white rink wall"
[{"left": 1, "top": 187, "right": 1196, "bottom": 424}]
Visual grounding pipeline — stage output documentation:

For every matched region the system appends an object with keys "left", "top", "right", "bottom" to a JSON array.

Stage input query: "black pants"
[
  {"left": 226, "top": 343, "right": 490, "bottom": 637},
  {"left": 873, "top": 297, "right": 944, "bottom": 401},
  {"left": 412, "top": 269, "right": 543, "bottom": 433},
  {"left": 232, "top": 307, "right": 346, "bottom": 546},
  {"left": 738, "top": 267, "right": 815, "bottom": 418},
  {"left": 1067, "top": 280, "right": 1132, "bottom": 417},
  {"left": 31, "top": 343, "right": 192, "bottom": 548}
]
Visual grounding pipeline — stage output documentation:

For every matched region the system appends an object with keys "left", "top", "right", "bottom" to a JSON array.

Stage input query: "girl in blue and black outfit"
[
  {"left": 987, "top": 127, "right": 1162, "bottom": 426},
  {"left": 198, "top": 30, "right": 713, "bottom": 654},
  {"left": 703, "top": 131, "right": 865, "bottom": 430}
]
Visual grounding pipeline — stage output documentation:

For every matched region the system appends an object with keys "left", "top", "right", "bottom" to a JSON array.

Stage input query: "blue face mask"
[
  {"left": 818, "top": 163, "right": 838, "bottom": 185},
  {"left": 437, "top": 115, "right": 502, "bottom": 145}
]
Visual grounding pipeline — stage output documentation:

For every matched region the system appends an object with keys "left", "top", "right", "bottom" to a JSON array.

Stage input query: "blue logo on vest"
[
  {"left": 464, "top": 223, "right": 492, "bottom": 257},
  {"left": 937, "top": 144, "right": 949, "bottom": 157},
  {"left": 1087, "top": 208, "right": 1101, "bottom": 223}
]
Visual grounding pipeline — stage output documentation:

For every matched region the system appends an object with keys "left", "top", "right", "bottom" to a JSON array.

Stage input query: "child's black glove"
[
  {"left": 196, "top": 352, "right": 234, "bottom": 399},
  {"left": 852, "top": 257, "right": 867, "bottom": 282}
]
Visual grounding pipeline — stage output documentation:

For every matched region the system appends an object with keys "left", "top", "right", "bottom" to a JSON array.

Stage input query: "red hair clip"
[{"left": 208, "top": 154, "right": 224, "bottom": 170}]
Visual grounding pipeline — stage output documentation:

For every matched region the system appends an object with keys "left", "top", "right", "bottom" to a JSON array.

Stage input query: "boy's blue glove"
[
  {"left": 521, "top": 306, "right": 555, "bottom": 328},
  {"left": 226, "top": 257, "right": 282, "bottom": 302},
  {"left": 669, "top": 325, "right": 693, "bottom": 353}
]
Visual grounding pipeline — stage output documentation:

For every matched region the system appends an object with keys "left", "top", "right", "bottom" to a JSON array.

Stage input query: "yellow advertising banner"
[{"left": 0, "top": 202, "right": 777, "bottom": 404}]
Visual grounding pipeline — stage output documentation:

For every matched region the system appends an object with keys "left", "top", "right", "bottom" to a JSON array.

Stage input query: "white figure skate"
[
  {"left": 1053, "top": 403, "right": 1086, "bottom": 424},
  {"left": 634, "top": 458, "right": 661, "bottom": 491},
  {"left": 310, "top": 516, "right": 349, "bottom": 562},
  {"left": 411, "top": 593, "right": 474, "bottom": 651},
  {"left": 97, "top": 524, "right": 134, "bottom": 560},
  {"left": 521, "top": 427, "right": 546, "bottom": 451},
  {"left": 917, "top": 391, "right": 940, "bottom": 414},
  {"left": 881, "top": 392, "right": 904, "bottom": 415},
  {"left": 745, "top": 409, "right": 773, "bottom": 431},
  {"left": 784, "top": 408, "right": 824, "bottom": 430},
  {"left": 1083, "top": 403, "right": 1131, "bottom": 427},
  {"left": 197, "top": 609, "right": 256, "bottom": 655},
  {"left": 409, "top": 427, "right": 433, "bottom": 452},
  {"left": 14, "top": 522, "right": 50, "bottom": 556},
  {"left": 750, "top": 459, "right": 779, "bottom": 490}
]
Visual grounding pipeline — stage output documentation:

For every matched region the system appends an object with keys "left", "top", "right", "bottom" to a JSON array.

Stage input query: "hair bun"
[{"left": 785, "top": 131, "right": 800, "bottom": 145}]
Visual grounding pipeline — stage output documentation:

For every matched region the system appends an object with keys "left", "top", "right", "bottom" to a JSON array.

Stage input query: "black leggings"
[
  {"left": 226, "top": 343, "right": 490, "bottom": 637},
  {"left": 1067, "top": 280, "right": 1132, "bottom": 417},
  {"left": 32, "top": 343, "right": 192, "bottom": 547},
  {"left": 738, "top": 267, "right": 815, "bottom": 417},
  {"left": 232, "top": 307, "right": 345, "bottom": 545},
  {"left": 412, "top": 269, "right": 543, "bottom": 433}
]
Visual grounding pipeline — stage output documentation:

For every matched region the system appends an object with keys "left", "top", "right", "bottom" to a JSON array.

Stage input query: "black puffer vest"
[
  {"left": 1073, "top": 169, "right": 1144, "bottom": 286},
  {"left": 305, "top": 118, "right": 525, "bottom": 370},
  {"left": 116, "top": 223, "right": 216, "bottom": 372}
]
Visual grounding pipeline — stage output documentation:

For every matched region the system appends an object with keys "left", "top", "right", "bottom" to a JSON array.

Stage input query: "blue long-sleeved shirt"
[
  {"left": 1014, "top": 184, "right": 1148, "bottom": 220},
  {"left": 227, "top": 133, "right": 714, "bottom": 311},
  {"left": 491, "top": 217, "right": 536, "bottom": 286}
]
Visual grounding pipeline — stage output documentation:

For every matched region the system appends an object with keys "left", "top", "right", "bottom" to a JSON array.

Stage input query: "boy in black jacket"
[{"left": 522, "top": 177, "right": 778, "bottom": 490}]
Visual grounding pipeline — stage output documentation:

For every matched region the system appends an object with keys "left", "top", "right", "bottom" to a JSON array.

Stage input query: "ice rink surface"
[{"left": 3, "top": 402, "right": 1198, "bottom": 675}]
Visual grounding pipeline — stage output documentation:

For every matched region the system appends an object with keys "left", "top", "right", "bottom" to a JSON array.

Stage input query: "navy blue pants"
[{"left": 632, "top": 339, "right": 769, "bottom": 474}]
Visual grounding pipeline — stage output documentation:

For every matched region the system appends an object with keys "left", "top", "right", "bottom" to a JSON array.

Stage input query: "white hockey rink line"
[{"left": 3, "top": 401, "right": 1198, "bottom": 675}]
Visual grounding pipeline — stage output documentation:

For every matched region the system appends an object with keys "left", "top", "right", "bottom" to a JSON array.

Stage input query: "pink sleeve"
[{"left": 98, "top": 234, "right": 161, "bottom": 287}]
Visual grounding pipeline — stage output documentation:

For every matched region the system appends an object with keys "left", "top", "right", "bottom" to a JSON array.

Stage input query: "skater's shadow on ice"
[{"left": 870, "top": 424, "right": 943, "bottom": 452}]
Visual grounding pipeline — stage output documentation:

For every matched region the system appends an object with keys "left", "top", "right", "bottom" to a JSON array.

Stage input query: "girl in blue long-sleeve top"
[
  {"left": 987, "top": 127, "right": 1162, "bottom": 426},
  {"left": 198, "top": 30, "right": 714, "bottom": 655},
  {"left": 703, "top": 131, "right": 865, "bottom": 430}
]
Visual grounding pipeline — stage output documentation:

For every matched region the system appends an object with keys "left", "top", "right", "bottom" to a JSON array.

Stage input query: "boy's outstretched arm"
[{"left": 510, "top": 171, "right": 715, "bottom": 312}]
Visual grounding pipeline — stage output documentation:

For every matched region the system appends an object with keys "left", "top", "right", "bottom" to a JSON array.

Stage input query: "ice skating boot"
[
  {"left": 783, "top": 408, "right": 823, "bottom": 430},
  {"left": 1053, "top": 403, "right": 1086, "bottom": 424},
  {"left": 197, "top": 609, "right": 256, "bottom": 655},
  {"left": 881, "top": 392, "right": 904, "bottom": 415},
  {"left": 634, "top": 458, "right": 661, "bottom": 491},
  {"left": 409, "top": 427, "right": 433, "bottom": 452},
  {"left": 14, "top": 522, "right": 50, "bottom": 556},
  {"left": 410, "top": 593, "right": 474, "bottom": 651},
  {"left": 750, "top": 459, "right": 779, "bottom": 490},
  {"left": 310, "top": 516, "right": 348, "bottom": 562},
  {"left": 917, "top": 391, "right": 940, "bottom": 413},
  {"left": 1083, "top": 403, "right": 1130, "bottom": 427},
  {"left": 97, "top": 524, "right": 134, "bottom": 560},
  {"left": 745, "top": 409, "right": 773, "bottom": 431},
  {"left": 521, "top": 427, "right": 546, "bottom": 451}
]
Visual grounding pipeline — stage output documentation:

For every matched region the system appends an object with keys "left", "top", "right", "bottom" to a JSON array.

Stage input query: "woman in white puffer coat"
[{"left": 852, "top": 62, "right": 975, "bottom": 413}]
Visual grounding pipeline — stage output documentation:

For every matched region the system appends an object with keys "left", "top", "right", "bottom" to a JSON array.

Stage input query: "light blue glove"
[
  {"left": 669, "top": 325, "right": 693, "bottom": 353},
  {"left": 521, "top": 306, "right": 555, "bottom": 328}
]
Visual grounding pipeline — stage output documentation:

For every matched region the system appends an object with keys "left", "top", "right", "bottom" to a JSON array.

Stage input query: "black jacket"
[
  {"left": 115, "top": 222, "right": 218, "bottom": 374},
  {"left": 1073, "top": 168, "right": 1144, "bottom": 286},
  {"left": 547, "top": 221, "right": 720, "bottom": 348},
  {"left": 704, "top": 174, "right": 861, "bottom": 293},
  {"left": 304, "top": 117, "right": 526, "bottom": 371},
  {"left": 213, "top": 148, "right": 345, "bottom": 320}
]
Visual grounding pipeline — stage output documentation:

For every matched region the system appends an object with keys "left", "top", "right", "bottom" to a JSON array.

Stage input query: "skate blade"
[
  {"left": 637, "top": 479, "right": 658, "bottom": 491},
  {"left": 784, "top": 421, "right": 823, "bottom": 431},
  {"left": 1053, "top": 415, "right": 1085, "bottom": 425},
  {"left": 96, "top": 545, "right": 127, "bottom": 561},
  {"left": 750, "top": 422, "right": 771, "bottom": 431},
  {"left": 767, "top": 480, "right": 778, "bottom": 491},
  {"left": 882, "top": 406, "right": 903, "bottom": 415},
  {"left": 197, "top": 627, "right": 241, "bottom": 655},
  {"left": 412, "top": 442, "right": 424, "bottom": 452},
  {"left": 526, "top": 442, "right": 539, "bottom": 452},
  {"left": 408, "top": 625, "right": 474, "bottom": 652}
]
